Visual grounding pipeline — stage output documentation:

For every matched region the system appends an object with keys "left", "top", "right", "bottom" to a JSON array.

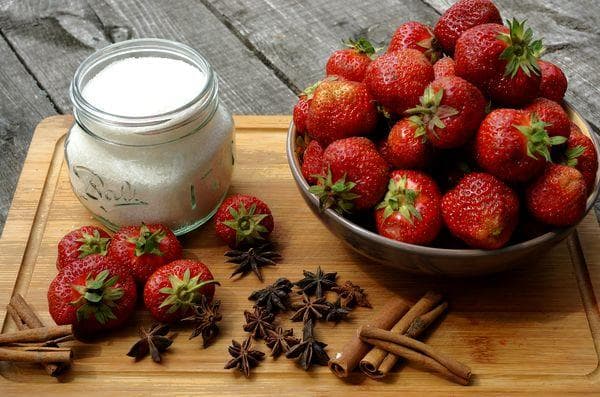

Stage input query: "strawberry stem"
[
  {"left": 309, "top": 167, "right": 360, "bottom": 214},
  {"left": 497, "top": 18, "right": 544, "bottom": 78},
  {"left": 376, "top": 176, "right": 422, "bottom": 223},
  {"left": 77, "top": 229, "right": 109, "bottom": 258},
  {"left": 514, "top": 113, "right": 567, "bottom": 161},
  {"left": 222, "top": 202, "right": 270, "bottom": 246},
  {"left": 159, "top": 268, "right": 220, "bottom": 314},
  {"left": 128, "top": 223, "right": 165, "bottom": 257},
  {"left": 70, "top": 269, "right": 124, "bottom": 324}
]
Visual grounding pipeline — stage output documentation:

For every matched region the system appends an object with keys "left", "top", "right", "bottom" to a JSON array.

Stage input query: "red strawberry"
[
  {"left": 526, "top": 164, "right": 587, "bottom": 226},
  {"left": 57, "top": 226, "right": 110, "bottom": 270},
  {"left": 293, "top": 85, "right": 317, "bottom": 134},
  {"left": 385, "top": 118, "right": 432, "bottom": 169},
  {"left": 214, "top": 194, "right": 274, "bottom": 247},
  {"left": 562, "top": 126, "right": 598, "bottom": 194},
  {"left": 388, "top": 21, "right": 441, "bottom": 63},
  {"left": 442, "top": 172, "right": 519, "bottom": 249},
  {"left": 306, "top": 78, "right": 378, "bottom": 145},
  {"left": 301, "top": 139, "right": 325, "bottom": 184},
  {"left": 406, "top": 76, "right": 486, "bottom": 149},
  {"left": 144, "top": 260, "right": 219, "bottom": 323},
  {"left": 48, "top": 255, "right": 136, "bottom": 335},
  {"left": 525, "top": 98, "right": 570, "bottom": 139},
  {"left": 474, "top": 109, "right": 566, "bottom": 183},
  {"left": 311, "top": 137, "right": 389, "bottom": 212},
  {"left": 364, "top": 49, "right": 434, "bottom": 115},
  {"left": 326, "top": 38, "right": 376, "bottom": 82},
  {"left": 433, "top": 56, "right": 456, "bottom": 79},
  {"left": 375, "top": 170, "right": 442, "bottom": 245},
  {"left": 538, "top": 60, "right": 568, "bottom": 102},
  {"left": 433, "top": 0, "right": 502, "bottom": 55},
  {"left": 107, "top": 224, "right": 182, "bottom": 284},
  {"left": 455, "top": 20, "right": 543, "bottom": 106}
]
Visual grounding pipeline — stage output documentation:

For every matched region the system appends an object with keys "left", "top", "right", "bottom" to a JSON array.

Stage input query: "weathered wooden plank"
[
  {"left": 0, "top": 34, "right": 56, "bottom": 235},
  {"left": 0, "top": 0, "right": 296, "bottom": 114},
  {"left": 204, "top": 0, "right": 441, "bottom": 92},
  {"left": 421, "top": 0, "right": 600, "bottom": 128}
]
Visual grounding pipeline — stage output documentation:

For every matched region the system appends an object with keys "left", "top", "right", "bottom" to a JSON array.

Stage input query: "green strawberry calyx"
[
  {"left": 159, "top": 268, "right": 220, "bottom": 314},
  {"left": 222, "top": 202, "right": 270, "bottom": 245},
  {"left": 376, "top": 176, "right": 422, "bottom": 224},
  {"left": 344, "top": 37, "right": 378, "bottom": 59},
  {"left": 497, "top": 18, "right": 545, "bottom": 78},
  {"left": 71, "top": 269, "right": 124, "bottom": 324},
  {"left": 514, "top": 113, "right": 567, "bottom": 161},
  {"left": 128, "top": 223, "right": 165, "bottom": 257},
  {"left": 563, "top": 145, "right": 586, "bottom": 167},
  {"left": 309, "top": 167, "right": 360, "bottom": 215},
  {"left": 300, "top": 80, "right": 321, "bottom": 101},
  {"left": 416, "top": 29, "right": 441, "bottom": 64},
  {"left": 77, "top": 229, "right": 109, "bottom": 258},
  {"left": 405, "top": 86, "right": 459, "bottom": 140}
]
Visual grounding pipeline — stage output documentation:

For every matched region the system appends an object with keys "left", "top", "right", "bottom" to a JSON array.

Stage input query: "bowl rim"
[{"left": 286, "top": 100, "right": 600, "bottom": 258}]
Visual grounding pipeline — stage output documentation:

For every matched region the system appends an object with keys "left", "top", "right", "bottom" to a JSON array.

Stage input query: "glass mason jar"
[{"left": 65, "top": 39, "right": 235, "bottom": 235}]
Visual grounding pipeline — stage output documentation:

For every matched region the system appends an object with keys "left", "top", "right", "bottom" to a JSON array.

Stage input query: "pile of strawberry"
[{"left": 294, "top": 0, "right": 598, "bottom": 250}]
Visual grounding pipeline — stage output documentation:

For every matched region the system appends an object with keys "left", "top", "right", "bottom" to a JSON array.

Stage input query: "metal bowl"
[{"left": 286, "top": 102, "right": 600, "bottom": 277}]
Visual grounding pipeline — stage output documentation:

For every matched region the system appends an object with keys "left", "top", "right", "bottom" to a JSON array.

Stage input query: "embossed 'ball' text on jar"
[{"left": 65, "top": 39, "right": 235, "bottom": 235}]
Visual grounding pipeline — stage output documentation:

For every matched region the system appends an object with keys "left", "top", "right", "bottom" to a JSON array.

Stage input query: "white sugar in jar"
[{"left": 66, "top": 39, "right": 235, "bottom": 235}]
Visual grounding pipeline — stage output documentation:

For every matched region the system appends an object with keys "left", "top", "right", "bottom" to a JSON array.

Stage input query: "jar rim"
[{"left": 70, "top": 38, "right": 215, "bottom": 128}]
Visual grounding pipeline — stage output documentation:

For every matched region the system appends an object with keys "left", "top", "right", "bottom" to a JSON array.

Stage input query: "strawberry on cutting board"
[
  {"left": 364, "top": 48, "right": 434, "bottom": 115},
  {"left": 326, "top": 38, "right": 376, "bottom": 82},
  {"left": 214, "top": 194, "right": 274, "bottom": 248},
  {"left": 526, "top": 164, "right": 587, "bottom": 227},
  {"left": 442, "top": 172, "right": 519, "bottom": 249},
  {"left": 454, "top": 20, "right": 544, "bottom": 107},
  {"left": 434, "top": 0, "right": 502, "bottom": 55},
  {"left": 107, "top": 223, "right": 182, "bottom": 284},
  {"left": 144, "top": 259, "right": 219, "bottom": 323},
  {"left": 48, "top": 255, "right": 137, "bottom": 335},
  {"left": 375, "top": 170, "right": 442, "bottom": 245},
  {"left": 474, "top": 109, "right": 566, "bottom": 183},
  {"left": 310, "top": 137, "right": 389, "bottom": 213},
  {"left": 388, "top": 21, "right": 441, "bottom": 63},
  {"left": 306, "top": 78, "right": 378, "bottom": 145},
  {"left": 406, "top": 76, "right": 486, "bottom": 149},
  {"left": 56, "top": 225, "right": 110, "bottom": 270}
]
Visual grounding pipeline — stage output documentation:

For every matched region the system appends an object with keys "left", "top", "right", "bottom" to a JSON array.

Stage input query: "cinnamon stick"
[
  {"left": 360, "top": 338, "right": 469, "bottom": 385},
  {"left": 360, "top": 291, "right": 443, "bottom": 378},
  {"left": 0, "top": 325, "right": 72, "bottom": 345},
  {"left": 8, "top": 293, "right": 68, "bottom": 376},
  {"left": 0, "top": 347, "right": 72, "bottom": 364},
  {"left": 328, "top": 296, "right": 409, "bottom": 378},
  {"left": 359, "top": 326, "right": 471, "bottom": 382}
]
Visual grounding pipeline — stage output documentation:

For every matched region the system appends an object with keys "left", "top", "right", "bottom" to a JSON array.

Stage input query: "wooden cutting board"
[{"left": 1, "top": 115, "right": 600, "bottom": 396}]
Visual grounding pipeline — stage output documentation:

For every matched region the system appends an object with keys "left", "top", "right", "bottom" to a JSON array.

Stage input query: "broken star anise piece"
[
  {"left": 332, "top": 280, "right": 372, "bottom": 308},
  {"left": 224, "top": 337, "right": 265, "bottom": 377},
  {"left": 248, "top": 277, "right": 293, "bottom": 314},
  {"left": 290, "top": 293, "right": 330, "bottom": 323},
  {"left": 265, "top": 326, "right": 300, "bottom": 358},
  {"left": 325, "top": 298, "right": 351, "bottom": 323},
  {"left": 182, "top": 295, "right": 222, "bottom": 348},
  {"left": 293, "top": 266, "right": 338, "bottom": 297},
  {"left": 225, "top": 242, "right": 282, "bottom": 281},
  {"left": 126, "top": 323, "right": 175, "bottom": 363},
  {"left": 243, "top": 306, "right": 275, "bottom": 339},
  {"left": 285, "top": 319, "right": 329, "bottom": 370}
]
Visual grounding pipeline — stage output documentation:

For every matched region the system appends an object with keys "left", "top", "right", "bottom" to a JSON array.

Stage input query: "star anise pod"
[
  {"left": 325, "top": 298, "right": 351, "bottom": 323},
  {"left": 248, "top": 277, "right": 293, "bottom": 313},
  {"left": 243, "top": 306, "right": 275, "bottom": 339},
  {"left": 332, "top": 280, "right": 372, "bottom": 308},
  {"left": 293, "top": 266, "right": 338, "bottom": 297},
  {"left": 126, "top": 323, "right": 175, "bottom": 363},
  {"left": 290, "top": 293, "right": 330, "bottom": 323},
  {"left": 224, "top": 337, "right": 265, "bottom": 377},
  {"left": 265, "top": 327, "right": 300, "bottom": 357},
  {"left": 181, "top": 295, "right": 222, "bottom": 348},
  {"left": 285, "top": 319, "right": 329, "bottom": 370},
  {"left": 225, "top": 242, "right": 281, "bottom": 281}
]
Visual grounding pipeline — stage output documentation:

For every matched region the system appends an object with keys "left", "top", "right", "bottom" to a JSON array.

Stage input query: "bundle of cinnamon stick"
[
  {"left": 3, "top": 293, "right": 74, "bottom": 376},
  {"left": 328, "top": 291, "right": 471, "bottom": 385}
]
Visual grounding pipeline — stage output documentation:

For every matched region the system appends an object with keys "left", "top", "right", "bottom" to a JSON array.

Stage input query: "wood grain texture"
[
  {"left": 0, "top": 0, "right": 296, "bottom": 113},
  {"left": 1, "top": 115, "right": 600, "bottom": 395},
  {"left": 0, "top": 33, "right": 56, "bottom": 236}
]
